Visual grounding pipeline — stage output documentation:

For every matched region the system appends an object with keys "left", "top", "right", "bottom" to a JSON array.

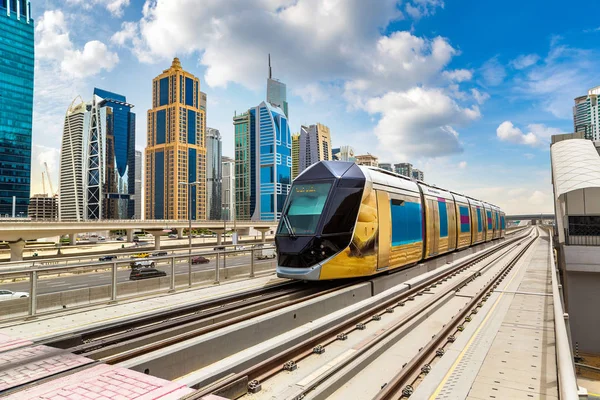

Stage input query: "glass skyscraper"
[
  {"left": 0, "top": 0, "right": 34, "bottom": 217},
  {"left": 267, "top": 55, "right": 288, "bottom": 118},
  {"left": 206, "top": 127, "right": 222, "bottom": 220},
  {"left": 234, "top": 111, "right": 251, "bottom": 220}
]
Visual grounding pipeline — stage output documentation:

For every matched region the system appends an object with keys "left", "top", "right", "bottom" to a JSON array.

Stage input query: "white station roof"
[{"left": 551, "top": 139, "right": 600, "bottom": 198}]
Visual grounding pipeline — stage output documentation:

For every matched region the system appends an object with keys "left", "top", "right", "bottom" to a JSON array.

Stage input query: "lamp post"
[{"left": 179, "top": 181, "right": 200, "bottom": 255}]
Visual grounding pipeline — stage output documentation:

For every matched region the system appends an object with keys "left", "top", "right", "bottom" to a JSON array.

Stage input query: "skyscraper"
[
  {"left": 267, "top": 54, "right": 288, "bottom": 118},
  {"left": 412, "top": 168, "right": 424, "bottom": 181},
  {"left": 379, "top": 163, "right": 392, "bottom": 172},
  {"left": 221, "top": 156, "right": 235, "bottom": 220},
  {"left": 59, "top": 98, "right": 88, "bottom": 221},
  {"left": 291, "top": 133, "right": 300, "bottom": 180},
  {"left": 145, "top": 58, "right": 206, "bottom": 220},
  {"left": 0, "top": 0, "right": 34, "bottom": 216},
  {"left": 133, "top": 150, "right": 142, "bottom": 219},
  {"left": 298, "top": 123, "right": 332, "bottom": 174},
  {"left": 574, "top": 86, "right": 600, "bottom": 141},
  {"left": 234, "top": 111, "right": 251, "bottom": 220},
  {"left": 395, "top": 162, "right": 413, "bottom": 178},
  {"left": 332, "top": 146, "right": 356, "bottom": 162},
  {"left": 206, "top": 127, "right": 222, "bottom": 220}
]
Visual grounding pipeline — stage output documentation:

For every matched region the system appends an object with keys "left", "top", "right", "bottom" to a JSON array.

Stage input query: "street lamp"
[{"left": 179, "top": 181, "right": 200, "bottom": 255}]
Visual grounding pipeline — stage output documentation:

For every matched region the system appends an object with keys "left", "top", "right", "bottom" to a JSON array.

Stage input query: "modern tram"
[{"left": 275, "top": 161, "right": 505, "bottom": 281}]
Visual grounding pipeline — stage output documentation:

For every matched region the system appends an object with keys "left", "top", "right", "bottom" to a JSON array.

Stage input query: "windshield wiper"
[{"left": 282, "top": 214, "right": 297, "bottom": 239}]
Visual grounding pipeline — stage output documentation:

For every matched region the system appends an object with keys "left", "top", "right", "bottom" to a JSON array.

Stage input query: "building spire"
[{"left": 268, "top": 53, "right": 272, "bottom": 79}]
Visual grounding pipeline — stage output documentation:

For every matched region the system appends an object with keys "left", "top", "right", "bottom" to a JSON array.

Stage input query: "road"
[{"left": 0, "top": 254, "right": 274, "bottom": 295}]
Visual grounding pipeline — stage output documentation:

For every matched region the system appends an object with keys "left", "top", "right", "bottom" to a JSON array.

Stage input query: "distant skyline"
[{"left": 29, "top": 0, "right": 600, "bottom": 214}]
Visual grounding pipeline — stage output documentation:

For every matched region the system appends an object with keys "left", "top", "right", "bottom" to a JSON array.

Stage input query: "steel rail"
[{"left": 373, "top": 230, "right": 538, "bottom": 400}]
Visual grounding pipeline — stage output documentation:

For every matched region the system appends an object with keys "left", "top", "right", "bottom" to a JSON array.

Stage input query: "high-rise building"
[
  {"left": 332, "top": 145, "right": 356, "bottom": 162},
  {"left": 59, "top": 98, "right": 88, "bottom": 221},
  {"left": 291, "top": 133, "right": 300, "bottom": 180},
  {"left": 133, "top": 150, "right": 142, "bottom": 219},
  {"left": 355, "top": 154, "right": 378, "bottom": 167},
  {"left": 395, "top": 162, "right": 413, "bottom": 178},
  {"left": 379, "top": 163, "right": 392, "bottom": 172},
  {"left": 298, "top": 123, "right": 332, "bottom": 174},
  {"left": 267, "top": 54, "right": 288, "bottom": 118},
  {"left": 221, "top": 156, "right": 235, "bottom": 220},
  {"left": 574, "top": 86, "right": 600, "bottom": 141},
  {"left": 206, "top": 127, "right": 222, "bottom": 220},
  {"left": 145, "top": 58, "right": 206, "bottom": 220},
  {"left": 234, "top": 111, "right": 251, "bottom": 220},
  {"left": 0, "top": 0, "right": 34, "bottom": 217},
  {"left": 28, "top": 194, "right": 57, "bottom": 221},
  {"left": 412, "top": 168, "right": 424, "bottom": 181}
]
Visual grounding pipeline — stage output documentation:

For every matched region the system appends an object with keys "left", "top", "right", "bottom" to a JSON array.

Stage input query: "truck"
[{"left": 255, "top": 245, "right": 276, "bottom": 260}]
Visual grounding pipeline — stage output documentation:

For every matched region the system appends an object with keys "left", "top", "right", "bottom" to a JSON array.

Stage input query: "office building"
[
  {"left": 133, "top": 150, "right": 142, "bottom": 219},
  {"left": 267, "top": 54, "right": 288, "bottom": 118},
  {"left": 59, "top": 99, "right": 88, "bottom": 221},
  {"left": 28, "top": 194, "right": 58, "bottom": 221},
  {"left": 574, "top": 86, "right": 600, "bottom": 141},
  {"left": 291, "top": 133, "right": 300, "bottom": 180},
  {"left": 379, "top": 163, "right": 392, "bottom": 172},
  {"left": 355, "top": 154, "right": 378, "bottom": 167},
  {"left": 221, "top": 156, "right": 235, "bottom": 220},
  {"left": 395, "top": 163, "right": 413, "bottom": 178},
  {"left": 234, "top": 111, "right": 252, "bottom": 220},
  {"left": 145, "top": 58, "right": 206, "bottom": 220},
  {"left": 0, "top": 0, "right": 34, "bottom": 216},
  {"left": 412, "top": 168, "right": 424, "bottom": 181},
  {"left": 332, "top": 145, "right": 356, "bottom": 162},
  {"left": 299, "top": 123, "right": 332, "bottom": 174},
  {"left": 206, "top": 127, "right": 222, "bottom": 220}
]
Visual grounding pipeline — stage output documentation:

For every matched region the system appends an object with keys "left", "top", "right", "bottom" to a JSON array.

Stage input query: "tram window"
[{"left": 278, "top": 182, "right": 332, "bottom": 235}]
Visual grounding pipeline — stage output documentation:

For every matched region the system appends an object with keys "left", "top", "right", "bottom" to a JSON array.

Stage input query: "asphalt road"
[{"left": 0, "top": 254, "right": 274, "bottom": 295}]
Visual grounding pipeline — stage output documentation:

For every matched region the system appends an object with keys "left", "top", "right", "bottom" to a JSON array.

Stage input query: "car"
[
  {"left": 131, "top": 252, "right": 150, "bottom": 259},
  {"left": 213, "top": 246, "right": 226, "bottom": 251},
  {"left": 133, "top": 236, "right": 140, "bottom": 242},
  {"left": 168, "top": 234, "right": 177, "bottom": 239},
  {"left": 98, "top": 236, "right": 106, "bottom": 241},
  {"left": 152, "top": 251, "right": 168, "bottom": 257},
  {"left": 99, "top": 255, "right": 117, "bottom": 261},
  {"left": 116, "top": 236, "right": 125, "bottom": 241},
  {"left": 191, "top": 256, "right": 210, "bottom": 264},
  {"left": 129, "top": 267, "right": 166, "bottom": 280},
  {"left": 130, "top": 259, "right": 155, "bottom": 269},
  {"left": 0, "top": 290, "right": 29, "bottom": 300}
]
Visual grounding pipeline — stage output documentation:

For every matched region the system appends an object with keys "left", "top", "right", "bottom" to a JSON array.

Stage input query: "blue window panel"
[
  {"left": 154, "top": 152, "right": 164, "bottom": 219},
  {"left": 459, "top": 206, "right": 470, "bottom": 233},
  {"left": 438, "top": 201, "right": 448, "bottom": 238},
  {"left": 185, "top": 77, "right": 194, "bottom": 106},
  {"left": 261, "top": 166, "right": 273, "bottom": 184},
  {"left": 159, "top": 78, "right": 169, "bottom": 106},
  {"left": 261, "top": 194, "right": 274, "bottom": 213},
  {"left": 476, "top": 208, "right": 483, "bottom": 232},
  {"left": 501, "top": 216, "right": 505, "bottom": 230},
  {"left": 391, "top": 201, "right": 423, "bottom": 246},
  {"left": 188, "top": 148, "right": 197, "bottom": 220},
  {"left": 495, "top": 213, "right": 499, "bottom": 230},
  {"left": 486, "top": 211, "right": 492, "bottom": 229},
  {"left": 156, "top": 110, "right": 166, "bottom": 144},
  {"left": 187, "top": 110, "right": 196, "bottom": 144}
]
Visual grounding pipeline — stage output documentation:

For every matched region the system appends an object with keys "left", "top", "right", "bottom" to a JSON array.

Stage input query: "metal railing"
[
  {"left": 548, "top": 228, "right": 581, "bottom": 399},
  {"left": 565, "top": 222, "right": 600, "bottom": 246},
  {"left": 0, "top": 245, "right": 278, "bottom": 320}
]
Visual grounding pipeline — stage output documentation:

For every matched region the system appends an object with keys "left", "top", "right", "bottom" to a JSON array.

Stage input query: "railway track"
[{"left": 183, "top": 228, "right": 535, "bottom": 400}]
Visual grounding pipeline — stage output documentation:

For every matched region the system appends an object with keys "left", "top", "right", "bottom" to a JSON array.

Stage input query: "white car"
[{"left": 0, "top": 290, "right": 29, "bottom": 301}]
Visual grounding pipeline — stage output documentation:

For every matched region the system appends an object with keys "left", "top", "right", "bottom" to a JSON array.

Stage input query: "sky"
[{"left": 29, "top": 0, "right": 600, "bottom": 214}]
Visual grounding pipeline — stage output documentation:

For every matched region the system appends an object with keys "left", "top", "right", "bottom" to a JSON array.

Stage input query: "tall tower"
[
  {"left": 291, "top": 133, "right": 300, "bottom": 180},
  {"left": 0, "top": 0, "right": 34, "bottom": 216},
  {"left": 145, "top": 58, "right": 206, "bottom": 220},
  {"left": 266, "top": 54, "right": 288, "bottom": 118},
  {"left": 234, "top": 111, "right": 252, "bottom": 220},
  {"left": 298, "top": 123, "right": 332, "bottom": 174},
  {"left": 206, "top": 127, "right": 222, "bottom": 220},
  {"left": 574, "top": 86, "right": 600, "bottom": 141}
]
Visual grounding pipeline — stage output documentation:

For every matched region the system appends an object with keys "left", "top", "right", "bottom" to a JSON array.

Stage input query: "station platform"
[{"left": 415, "top": 228, "right": 560, "bottom": 399}]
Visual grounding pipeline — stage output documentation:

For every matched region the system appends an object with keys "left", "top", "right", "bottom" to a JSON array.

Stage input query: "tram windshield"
[{"left": 278, "top": 182, "right": 332, "bottom": 235}]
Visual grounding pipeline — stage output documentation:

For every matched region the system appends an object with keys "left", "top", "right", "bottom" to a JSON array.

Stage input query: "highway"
[{"left": 0, "top": 253, "right": 274, "bottom": 295}]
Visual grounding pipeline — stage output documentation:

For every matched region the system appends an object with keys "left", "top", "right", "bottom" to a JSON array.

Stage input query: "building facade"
[
  {"left": 332, "top": 145, "right": 356, "bottom": 162},
  {"left": 133, "top": 150, "right": 142, "bottom": 219},
  {"left": 355, "top": 154, "right": 378, "bottom": 167},
  {"left": 221, "top": 156, "right": 235, "bottom": 220},
  {"left": 0, "top": 0, "right": 34, "bottom": 216},
  {"left": 299, "top": 123, "right": 332, "bottom": 174},
  {"left": 234, "top": 111, "right": 252, "bottom": 220},
  {"left": 291, "top": 133, "right": 300, "bottom": 180},
  {"left": 412, "top": 168, "right": 424, "bottom": 181},
  {"left": 395, "top": 162, "right": 413, "bottom": 178},
  {"left": 28, "top": 194, "right": 58, "bottom": 220},
  {"left": 378, "top": 163, "right": 392, "bottom": 172},
  {"left": 206, "top": 127, "right": 222, "bottom": 220},
  {"left": 145, "top": 58, "right": 206, "bottom": 220},
  {"left": 574, "top": 86, "right": 600, "bottom": 141},
  {"left": 267, "top": 55, "right": 288, "bottom": 118}
]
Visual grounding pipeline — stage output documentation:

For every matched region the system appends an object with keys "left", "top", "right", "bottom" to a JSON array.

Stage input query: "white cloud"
[
  {"left": 471, "top": 88, "right": 490, "bottom": 104},
  {"left": 510, "top": 53, "right": 539, "bottom": 70},
  {"left": 294, "top": 83, "right": 331, "bottom": 104},
  {"left": 366, "top": 87, "right": 480, "bottom": 158},
  {"left": 405, "top": 0, "right": 444, "bottom": 19},
  {"left": 61, "top": 41, "right": 119, "bottom": 78},
  {"left": 496, "top": 121, "right": 562, "bottom": 147},
  {"left": 111, "top": 21, "right": 138, "bottom": 46},
  {"left": 443, "top": 69, "right": 473, "bottom": 82},
  {"left": 30, "top": 145, "right": 60, "bottom": 196},
  {"left": 480, "top": 56, "right": 506, "bottom": 86},
  {"left": 524, "top": 153, "right": 535, "bottom": 159},
  {"left": 66, "top": 0, "right": 131, "bottom": 17},
  {"left": 458, "top": 161, "right": 467, "bottom": 169}
]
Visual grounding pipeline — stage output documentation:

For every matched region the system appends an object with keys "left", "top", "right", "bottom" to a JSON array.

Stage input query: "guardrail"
[
  {"left": 0, "top": 245, "right": 278, "bottom": 320},
  {"left": 548, "top": 228, "right": 582, "bottom": 399}
]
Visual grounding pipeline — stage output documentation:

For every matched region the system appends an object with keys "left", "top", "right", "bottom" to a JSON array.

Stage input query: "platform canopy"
[{"left": 551, "top": 139, "right": 600, "bottom": 198}]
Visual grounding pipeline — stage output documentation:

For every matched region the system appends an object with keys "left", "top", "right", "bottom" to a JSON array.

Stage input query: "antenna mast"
[{"left": 268, "top": 53, "right": 272, "bottom": 79}]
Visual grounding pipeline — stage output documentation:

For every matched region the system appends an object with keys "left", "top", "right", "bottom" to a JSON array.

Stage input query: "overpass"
[
  {"left": 505, "top": 213, "right": 554, "bottom": 221},
  {"left": 0, "top": 219, "right": 279, "bottom": 261}
]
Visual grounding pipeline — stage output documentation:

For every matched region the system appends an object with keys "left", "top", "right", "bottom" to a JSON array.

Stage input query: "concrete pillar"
[
  {"left": 177, "top": 228, "right": 184, "bottom": 239},
  {"left": 255, "top": 227, "right": 271, "bottom": 243},
  {"left": 211, "top": 229, "right": 225, "bottom": 245},
  {"left": 152, "top": 233, "right": 162, "bottom": 250},
  {"left": 127, "top": 229, "right": 134, "bottom": 242},
  {"left": 9, "top": 240, "right": 26, "bottom": 262},
  {"left": 69, "top": 233, "right": 76, "bottom": 245}
]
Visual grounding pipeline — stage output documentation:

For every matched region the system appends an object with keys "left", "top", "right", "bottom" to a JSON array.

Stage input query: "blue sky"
[{"left": 30, "top": 0, "right": 600, "bottom": 214}]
